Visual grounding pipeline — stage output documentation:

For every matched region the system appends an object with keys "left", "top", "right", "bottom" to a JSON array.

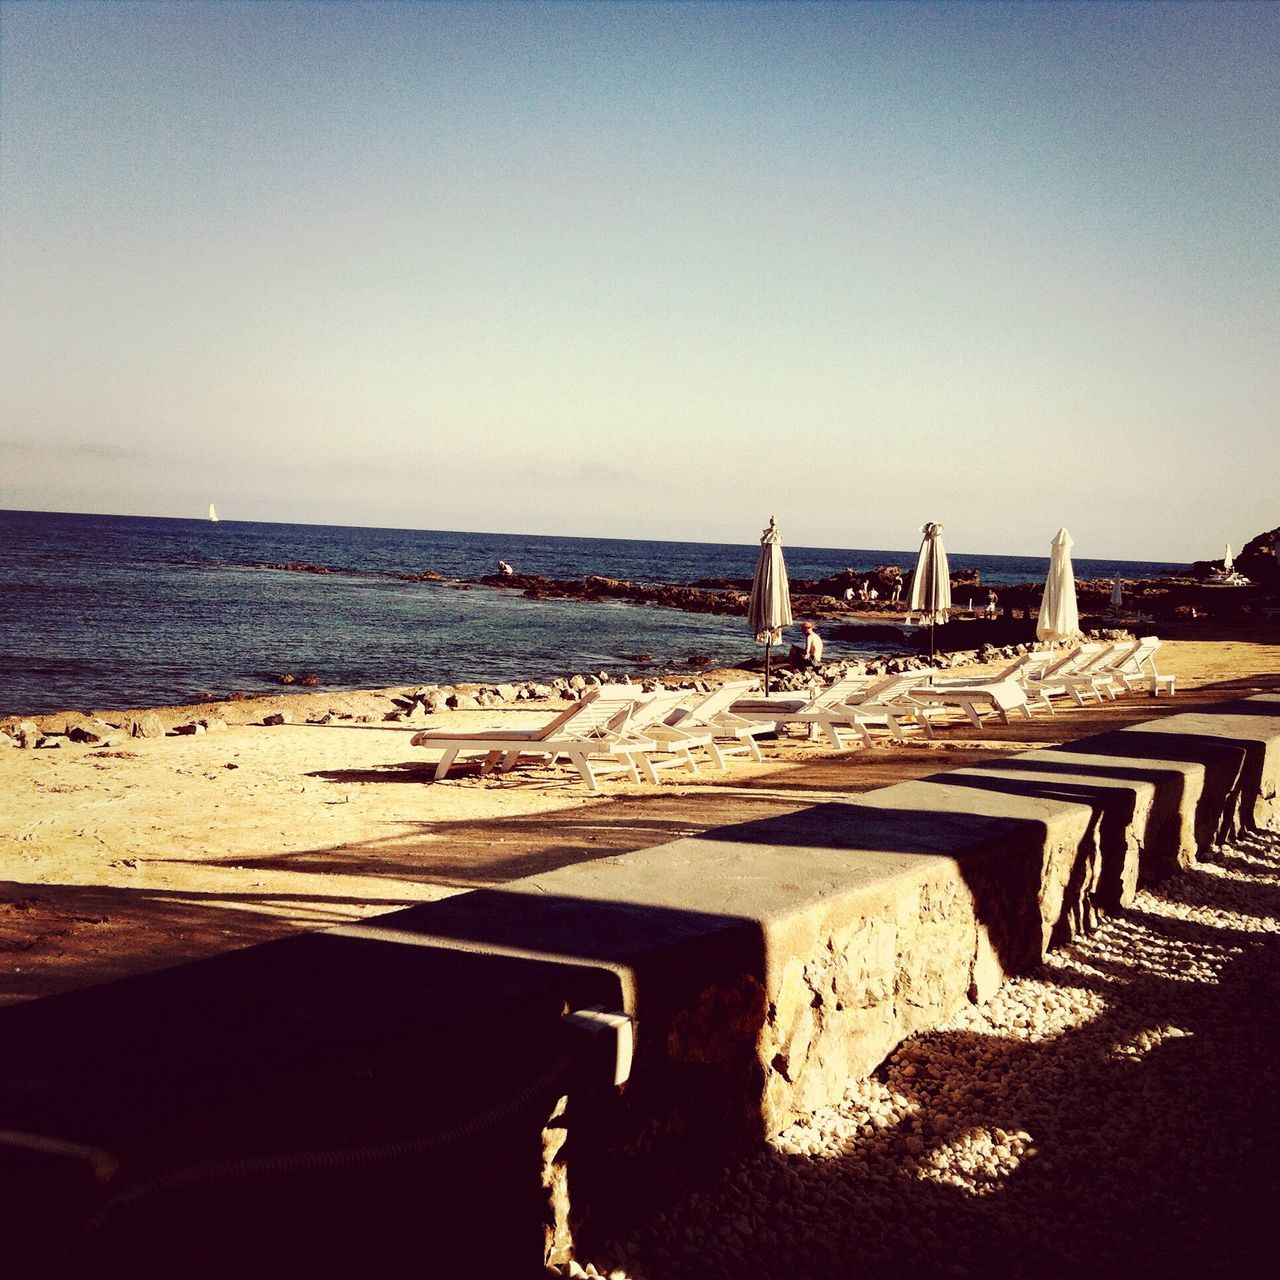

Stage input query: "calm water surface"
[{"left": 0, "top": 511, "right": 1181, "bottom": 716}]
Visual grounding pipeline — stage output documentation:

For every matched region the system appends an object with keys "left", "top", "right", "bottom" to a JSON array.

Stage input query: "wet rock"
[
  {"left": 174, "top": 722, "right": 206, "bottom": 735},
  {"left": 262, "top": 712, "right": 291, "bottom": 726}
]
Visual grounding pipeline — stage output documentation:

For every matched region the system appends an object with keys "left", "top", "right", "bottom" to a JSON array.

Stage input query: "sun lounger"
[
  {"left": 906, "top": 676, "right": 1034, "bottom": 727},
  {"left": 410, "top": 686, "right": 675, "bottom": 790},
  {"left": 657, "top": 679, "right": 773, "bottom": 763},
  {"left": 735, "top": 674, "right": 940, "bottom": 748},
  {"left": 1108, "top": 636, "right": 1176, "bottom": 696}
]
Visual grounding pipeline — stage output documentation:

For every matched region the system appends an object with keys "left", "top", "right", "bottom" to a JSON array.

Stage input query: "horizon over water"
[{"left": 0, "top": 509, "right": 1183, "bottom": 718}]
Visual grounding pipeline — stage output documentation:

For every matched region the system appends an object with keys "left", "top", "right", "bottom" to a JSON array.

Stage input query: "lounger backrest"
[
  {"left": 1032, "top": 646, "right": 1088, "bottom": 680},
  {"left": 1097, "top": 638, "right": 1144, "bottom": 674},
  {"left": 993, "top": 655, "right": 1033, "bottom": 681},
  {"left": 1133, "top": 636, "right": 1163, "bottom": 674},
  {"left": 563, "top": 687, "right": 650, "bottom": 738},
  {"left": 521, "top": 688, "right": 604, "bottom": 740},
  {"left": 849, "top": 673, "right": 923, "bottom": 704},
  {"left": 1073, "top": 642, "right": 1126, "bottom": 674},
  {"left": 626, "top": 689, "right": 692, "bottom": 732},
  {"left": 671, "top": 680, "right": 756, "bottom": 726},
  {"left": 811, "top": 674, "right": 876, "bottom": 708}
]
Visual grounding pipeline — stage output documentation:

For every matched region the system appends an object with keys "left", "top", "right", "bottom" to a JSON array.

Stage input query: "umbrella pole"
[{"left": 764, "top": 642, "right": 772, "bottom": 694}]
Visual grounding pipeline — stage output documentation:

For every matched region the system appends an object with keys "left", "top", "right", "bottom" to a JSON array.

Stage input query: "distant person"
[
  {"left": 868, "top": 587, "right": 878, "bottom": 602},
  {"left": 789, "top": 621, "right": 824, "bottom": 670},
  {"left": 986, "top": 589, "right": 998, "bottom": 617},
  {"left": 497, "top": 560, "right": 515, "bottom": 577},
  {"left": 890, "top": 581, "right": 902, "bottom": 605},
  {"left": 844, "top": 586, "right": 855, "bottom": 603}
]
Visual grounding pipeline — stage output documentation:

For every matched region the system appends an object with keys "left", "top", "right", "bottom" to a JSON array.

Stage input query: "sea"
[{"left": 0, "top": 510, "right": 1183, "bottom": 718}]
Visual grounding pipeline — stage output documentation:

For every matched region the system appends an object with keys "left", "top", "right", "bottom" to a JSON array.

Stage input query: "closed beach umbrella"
[
  {"left": 1038, "top": 527, "right": 1081, "bottom": 643},
  {"left": 748, "top": 515, "right": 793, "bottom": 693},
  {"left": 1111, "top": 575, "right": 1124, "bottom": 609},
  {"left": 908, "top": 521, "right": 951, "bottom": 662}
]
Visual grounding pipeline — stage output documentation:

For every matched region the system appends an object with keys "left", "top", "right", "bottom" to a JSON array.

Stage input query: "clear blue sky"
[{"left": 1, "top": 0, "right": 1275, "bottom": 561}]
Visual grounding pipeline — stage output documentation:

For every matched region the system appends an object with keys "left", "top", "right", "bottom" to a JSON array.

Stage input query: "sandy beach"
[{"left": 4, "top": 625, "right": 1278, "bottom": 1007}]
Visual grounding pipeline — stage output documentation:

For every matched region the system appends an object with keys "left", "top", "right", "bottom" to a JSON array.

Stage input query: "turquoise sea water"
[{"left": 0, "top": 510, "right": 1181, "bottom": 716}]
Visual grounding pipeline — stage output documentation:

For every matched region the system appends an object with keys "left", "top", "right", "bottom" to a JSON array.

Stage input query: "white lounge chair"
[
  {"left": 737, "top": 674, "right": 941, "bottom": 748},
  {"left": 1109, "top": 636, "right": 1176, "bottom": 696},
  {"left": 656, "top": 679, "right": 773, "bottom": 763},
  {"left": 906, "top": 676, "right": 1035, "bottom": 727},
  {"left": 410, "top": 686, "right": 669, "bottom": 791}
]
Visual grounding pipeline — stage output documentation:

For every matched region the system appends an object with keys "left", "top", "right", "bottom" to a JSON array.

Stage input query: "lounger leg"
[
  {"left": 742, "top": 732, "right": 763, "bottom": 762},
  {"left": 963, "top": 704, "right": 984, "bottom": 729},
  {"left": 633, "top": 753, "right": 660, "bottom": 784},
  {"left": 1018, "top": 703, "right": 1034, "bottom": 719},
  {"left": 434, "top": 748, "right": 459, "bottom": 781},
  {"left": 479, "top": 750, "right": 504, "bottom": 776},
  {"left": 566, "top": 752, "right": 601, "bottom": 793}
]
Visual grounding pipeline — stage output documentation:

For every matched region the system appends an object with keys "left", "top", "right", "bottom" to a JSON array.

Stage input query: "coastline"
[{"left": 4, "top": 628, "right": 1280, "bottom": 1010}]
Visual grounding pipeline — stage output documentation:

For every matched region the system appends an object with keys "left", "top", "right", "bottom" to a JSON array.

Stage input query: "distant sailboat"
[{"left": 208, "top": 503, "right": 219, "bottom": 523}]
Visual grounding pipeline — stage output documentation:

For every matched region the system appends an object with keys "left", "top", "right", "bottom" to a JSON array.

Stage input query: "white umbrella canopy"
[
  {"left": 747, "top": 515, "right": 793, "bottom": 691},
  {"left": 908, "top": 521, "right": 951, "bottom": 664},
  {"left": 908, "top": 522, "right": 951, "bottom": 625},
  {"left": 1038, "top": 527, "right": 1081, "bottom": 642}
]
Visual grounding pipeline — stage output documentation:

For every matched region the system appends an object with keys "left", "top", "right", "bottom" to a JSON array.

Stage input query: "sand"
[{"left": 3, "top": 628, "right": 1280, "bottom": 1007}]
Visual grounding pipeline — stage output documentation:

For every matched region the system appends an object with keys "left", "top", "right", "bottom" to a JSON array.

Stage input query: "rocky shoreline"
[
  {"left": 0, "top": 628, "right": 1127, "bottom": 750},
  {"left": 251, "top": 522, "right": 1279, "bottom": 633}
]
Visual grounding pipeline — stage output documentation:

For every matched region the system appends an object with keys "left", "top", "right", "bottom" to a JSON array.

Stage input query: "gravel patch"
[{"left": 556, "top": 827, "right": 1280, "bottom": 1279}]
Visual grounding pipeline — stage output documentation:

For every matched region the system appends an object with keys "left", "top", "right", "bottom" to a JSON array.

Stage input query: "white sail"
[
  {"left": 209, "top": 503, "right": 219, "bottom": 522},
  {"left": 1223, "top": 543, "right": 1232, "bottom": 571}
]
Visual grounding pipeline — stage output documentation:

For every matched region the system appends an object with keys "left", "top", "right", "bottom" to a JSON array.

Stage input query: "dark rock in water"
[
  {"left": 688, "top": 654, "right": 711, "bottom": 667},
  {"left": 130, "top": 713, "right": 165, "bottom": 739},
  {"left": 277, "top": 673, "right": 296, "bottom": 685},
  {"left": 298, "top": 673, "right": 320, "bottom": 687}
]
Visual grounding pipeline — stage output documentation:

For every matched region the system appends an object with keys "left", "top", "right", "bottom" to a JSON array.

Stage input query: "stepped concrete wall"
[{"left": 1, "top": 695, "right": 1277, "bottom": 1274}]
